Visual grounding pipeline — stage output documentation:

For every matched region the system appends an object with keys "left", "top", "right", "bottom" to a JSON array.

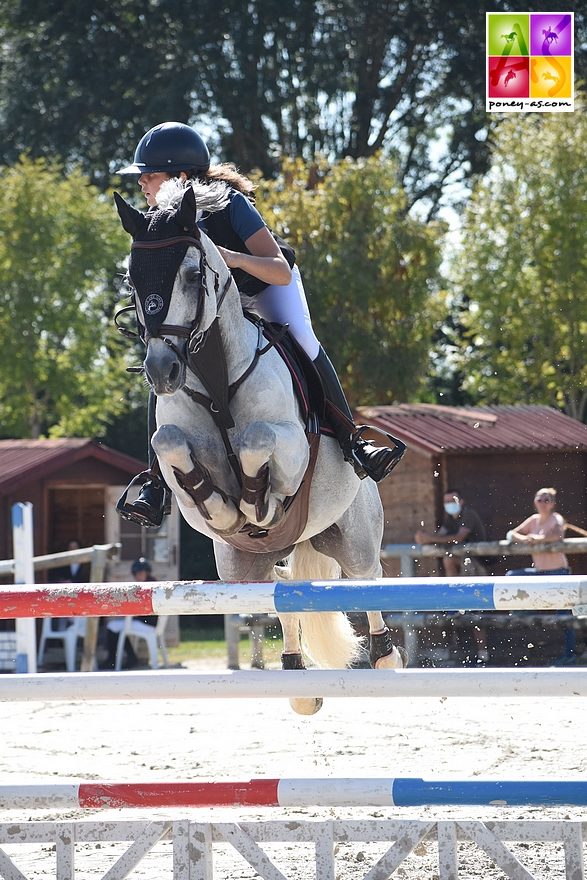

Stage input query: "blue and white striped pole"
[{"left": 2, "top": 575, "right": 587, "bottom": 618}]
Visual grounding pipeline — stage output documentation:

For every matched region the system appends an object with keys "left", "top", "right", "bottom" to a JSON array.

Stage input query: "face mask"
[{"left": 444, "top": 501, "right": 461, "bottom": 515}]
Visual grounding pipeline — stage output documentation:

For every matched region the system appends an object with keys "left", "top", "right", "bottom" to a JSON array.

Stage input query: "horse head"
[{"left": 114, "top": 186, "right": 219, "bottom": 396}]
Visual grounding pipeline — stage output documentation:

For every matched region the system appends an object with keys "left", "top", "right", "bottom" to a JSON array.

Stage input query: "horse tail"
[{"left": 280, "top": 540, "right": 363, "bottom": 670}]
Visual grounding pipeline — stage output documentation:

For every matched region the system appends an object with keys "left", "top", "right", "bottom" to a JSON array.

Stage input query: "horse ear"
[
  {"left": 113, "top": 192, "right": 148, "bottom": 238},
  {"left": 176, "top": 185, "right": 197, "bottom": 232}
]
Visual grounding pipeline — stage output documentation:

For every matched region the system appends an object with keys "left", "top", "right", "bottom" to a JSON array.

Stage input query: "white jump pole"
[
  {"left": 0, "top": 668, "right": 586, "bottom": 702},
  {"left": 12, "top": 503, "right": 36, "bottom": 673}
]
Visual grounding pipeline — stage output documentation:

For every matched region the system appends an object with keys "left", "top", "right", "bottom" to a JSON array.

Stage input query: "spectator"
[
  {"left": 506, "top": 487, "right": 576, "bottom": 664},
  {"left": 415, "top": 490, "right": 488, "bottom": 576},
  {"left": 49, "top": 539, "right": 90, "bottom": 584},
  {"left": 415, "top": 489, "right": 489, "bottom": 663},
  {"left": 103, "top": 558, "right": 157, "bottom": 669},
  {"left": 505, "top": 487, "right": 570, "bottom": 575}
]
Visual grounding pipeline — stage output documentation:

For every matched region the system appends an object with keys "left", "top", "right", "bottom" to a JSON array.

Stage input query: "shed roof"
[
  {"left": 0, "top": 439, "right": 146, "bottom": 494},
  {"left": 356, "top": 404, "right": 587, "bottom": 456}
]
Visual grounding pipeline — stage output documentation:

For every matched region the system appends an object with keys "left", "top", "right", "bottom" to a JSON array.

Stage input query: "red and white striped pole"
[{"left": 1, "top": 779, "right": 586, "bottom": 810}]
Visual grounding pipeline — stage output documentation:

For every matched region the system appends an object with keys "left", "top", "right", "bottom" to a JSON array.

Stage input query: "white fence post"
[{"left": 12, "top": 502, "right": 37, "bottom": 673}]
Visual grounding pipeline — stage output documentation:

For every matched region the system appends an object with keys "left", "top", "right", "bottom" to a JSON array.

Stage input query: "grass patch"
[{"left": 167, "top": 621, "right": 283, "bottom": 667}]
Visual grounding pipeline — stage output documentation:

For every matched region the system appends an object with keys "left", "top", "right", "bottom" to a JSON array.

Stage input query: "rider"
[{"left": 116, "top": 122, "right": 405, "bottom": 528}]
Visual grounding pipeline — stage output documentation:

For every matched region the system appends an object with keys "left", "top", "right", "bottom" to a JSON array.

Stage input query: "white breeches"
[{"left": 253, "top": 265, "right": 320, "bottom": 361}]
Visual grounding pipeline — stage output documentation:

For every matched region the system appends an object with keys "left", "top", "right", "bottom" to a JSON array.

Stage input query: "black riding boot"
[
  {"left": 116, "top": 392, "right": 172, "bottom": 528},
  {"left": 313, "top": 347, "right": 405, "bottom": 482}
]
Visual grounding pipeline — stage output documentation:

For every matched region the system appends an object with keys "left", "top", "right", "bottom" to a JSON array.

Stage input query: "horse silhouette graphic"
[{"left": 542, "top": 27, "right": 558, "bottom": 45}]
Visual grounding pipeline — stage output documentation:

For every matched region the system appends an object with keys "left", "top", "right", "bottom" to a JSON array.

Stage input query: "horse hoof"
[
  {"left": 289, "top": 697, "right": 323, "bottom": 716},
  {"left": 370, "top": 628, "right": 409, "bottom": 669},
  {"left": 282, "top": 653, "right": 323, "bottom": 714}
]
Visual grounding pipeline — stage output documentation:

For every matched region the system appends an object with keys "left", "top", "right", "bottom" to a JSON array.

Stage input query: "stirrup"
[
  {"left": 350, "top": 425, "right": 406, "bottom": 482},
  {"left": 116, "top": 471, "right": 166, "bottom": 529}
]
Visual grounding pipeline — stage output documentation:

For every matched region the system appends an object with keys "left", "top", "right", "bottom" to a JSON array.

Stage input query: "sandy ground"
[{"left": 0, "top": 657, "right": 585, "bottom": 879}]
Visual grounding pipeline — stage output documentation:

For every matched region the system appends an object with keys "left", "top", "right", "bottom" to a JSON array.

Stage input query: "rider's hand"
[{"left": 216, "top": 245, "right": 240, "bottom": 269}]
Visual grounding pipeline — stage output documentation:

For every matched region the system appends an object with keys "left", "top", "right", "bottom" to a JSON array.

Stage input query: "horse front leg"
[
  {"left": 238, "top": 421, "right": 307, "bottom": 529},
  {"left": 279, "top": 612, "right": 323, "bottom": 716},
  {"left": 153, "top": 425, "right": 244, "bottom": 535}
]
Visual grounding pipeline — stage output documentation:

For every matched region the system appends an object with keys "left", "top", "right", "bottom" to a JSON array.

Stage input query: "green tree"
[
  {"left": 0, "top": 156, "right": 130, "bottom": 438},
  {"left": 450, "top": 107, "right": 587, "bottom": 421},
  {"left": 255, "top": 156, "right": 445, "bottom": 405},
  {"left": 2, "top": 1, "right": 584, "bottom": 211}
]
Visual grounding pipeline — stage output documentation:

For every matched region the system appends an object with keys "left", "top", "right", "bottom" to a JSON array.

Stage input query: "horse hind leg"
[
  {"left": 310, "top": 482, "right": 408, "bottom": 671},
  {"left": 367, "top": 612, "right": 408, "bottom": 669},
  {"left": 279, "top": 610, "right": 323, "bottom": 716},
  {"left": 276, "top": 540, "right": 363, "bottom": 716}
]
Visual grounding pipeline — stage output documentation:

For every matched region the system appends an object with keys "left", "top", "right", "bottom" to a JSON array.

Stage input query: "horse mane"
[{"left": 156, "top": 177, "right": 231, "bottom": 215}]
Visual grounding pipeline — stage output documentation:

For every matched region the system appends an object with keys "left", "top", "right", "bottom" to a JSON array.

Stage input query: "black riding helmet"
[{"left": 117, "top": 122, "right": 210, "bottom": 176}]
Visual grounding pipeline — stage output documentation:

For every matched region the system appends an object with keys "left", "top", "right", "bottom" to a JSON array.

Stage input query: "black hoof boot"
[
  {"left": 369, "top": 627, "right": 409, "bottom": 669},
  {"left": 281, "top": 652, "right": 306, "bottom": 670},
  {"left": 116, "top": 475, "right": 170, "bottom": 529}
]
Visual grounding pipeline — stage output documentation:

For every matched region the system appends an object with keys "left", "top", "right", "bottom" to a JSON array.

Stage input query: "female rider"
[{"left": 117, "top": 122, "right": 403, "bottom": 528}]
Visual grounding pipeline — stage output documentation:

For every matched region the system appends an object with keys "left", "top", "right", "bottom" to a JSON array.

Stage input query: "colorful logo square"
[
  {"left": 530, "top": 13, "right": 573, "bottom": 55},
  {"left": 488, "top": 57, "right": 529, "bottom": 98},
  {"left": 530, "top": 56, "right": 573, "bottom": 99},
  {"left": 487, "top": 14, "right": 530, "bottom": 56},
  {"left": 486, "top": 12, "right": 574, "bottom": 112}
]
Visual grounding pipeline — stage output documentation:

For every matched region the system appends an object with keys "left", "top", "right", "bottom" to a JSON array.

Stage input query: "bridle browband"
[{"left": 131, "top": 235, "right": 200, "bottom": 249}]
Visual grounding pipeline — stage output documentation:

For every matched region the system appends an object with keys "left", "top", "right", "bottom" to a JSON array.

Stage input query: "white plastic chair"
[
  {"left": 37, "top": 618, "right": 87, "bottom": 672},
  {"left": 107, "top": 616, "right": 169, "bottom": 670}
]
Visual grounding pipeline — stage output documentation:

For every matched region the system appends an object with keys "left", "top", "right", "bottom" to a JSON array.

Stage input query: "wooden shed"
[
  {"left": 357, "top": 404, "right": 587, "bottom": 576},
  {"left": 0, "top": 439, "right": 180, "bottom": 583}
]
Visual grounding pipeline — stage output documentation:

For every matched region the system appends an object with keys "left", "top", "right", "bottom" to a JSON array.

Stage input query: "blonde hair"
[{"left": 535, "top": 487, "right": 557, "bottom": 498}]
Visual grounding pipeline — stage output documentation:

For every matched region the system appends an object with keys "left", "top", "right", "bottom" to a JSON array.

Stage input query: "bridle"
[{"left": 115, "top": 231, "right": 281, "bottom": 488}]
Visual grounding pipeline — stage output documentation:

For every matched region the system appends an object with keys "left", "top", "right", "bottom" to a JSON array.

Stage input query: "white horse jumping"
[{"left": 115, "top": 181, "right": 407, "bottom": 714}]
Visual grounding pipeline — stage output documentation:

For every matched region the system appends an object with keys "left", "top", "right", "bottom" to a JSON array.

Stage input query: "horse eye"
[{"left": 183, "top": 267, "right": 200, "bottom": 286}]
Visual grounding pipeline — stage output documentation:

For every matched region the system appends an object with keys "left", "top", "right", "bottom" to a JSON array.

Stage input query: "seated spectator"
[
  {"left": 415, "top": 489, "right": 489, "bottom": 663},
  {"left": 49, "top": 539, "right": 90, "bottom": 584},
  {"left": 415, "top": 490, "right": 487, "bottom": 576},
  {"left": 103, "top": 558, "right": 157, "bottom": 669},
  {"left": 505, "top": 487, "right": 570, "bottom": 576}
]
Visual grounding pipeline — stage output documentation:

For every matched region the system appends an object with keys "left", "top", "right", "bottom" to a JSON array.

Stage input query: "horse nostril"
[{"left": 169, "top": 362, "right": 180, "bottom": 384}]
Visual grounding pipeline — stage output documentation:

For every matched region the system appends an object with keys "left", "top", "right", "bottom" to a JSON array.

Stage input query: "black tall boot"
[
  {"left": 313, "top": 347, "right": 406, "bottom": 482},
  {"left": 116, "top": 392, "right": 172, "bottom": 528}
]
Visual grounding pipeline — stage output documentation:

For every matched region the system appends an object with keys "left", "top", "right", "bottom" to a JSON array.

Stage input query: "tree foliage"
[
  {"left": 0, "top": 156, "right": 130, "bottom": 438},
  {"left": 255, "top": 156, "right": 445, "bottom": 405},
  {"left": 450, "top": 108, "right": 587, "bottom": 421},
  {"left": 2, "top": 1, "right": 583, "bottom": 211}
]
